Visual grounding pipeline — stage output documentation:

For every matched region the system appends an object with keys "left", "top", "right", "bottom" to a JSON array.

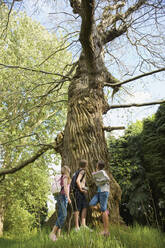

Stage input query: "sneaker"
[
  {"left": 80, "top": 225, "right": 93, "bottom": 232},
  {"left": 74, "top": 227, "right": 80, "bottom": 232},
  {"left": 49, "top": 232, "right": 57, "bottom": 242}
]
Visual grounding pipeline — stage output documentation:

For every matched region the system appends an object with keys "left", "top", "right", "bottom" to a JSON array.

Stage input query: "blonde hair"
[{"left": 62, "top": 165, "right": 71, "bottom": 184}]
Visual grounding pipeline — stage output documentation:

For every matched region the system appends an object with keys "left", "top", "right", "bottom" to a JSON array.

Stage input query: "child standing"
[
  {"left": 49, "top": 165, "right": 71, "bottom": 242},
  {"left": 72, "top": 159, "right": 88, "bottom": 231},
  {"left": 89, "top": 160, "right": 110, "bottom": 236}
]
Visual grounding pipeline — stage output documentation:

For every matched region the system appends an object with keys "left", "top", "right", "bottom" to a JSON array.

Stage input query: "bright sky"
[{"left": 104, "top": 77, "right": 165, "bottom": 137}]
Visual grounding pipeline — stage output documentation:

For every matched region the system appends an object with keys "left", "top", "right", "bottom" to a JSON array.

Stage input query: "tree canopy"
[
  {"left": 0, "top": 6, "right": 72, "bottom": 174},
  {"left": 0, "top": 7, "right": 72, "bottom": 236}
]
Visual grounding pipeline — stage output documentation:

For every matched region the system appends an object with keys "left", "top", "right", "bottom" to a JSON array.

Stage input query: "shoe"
[
  {"left": 49, "top": 232, "right": 57, "bottom": 242},
  {"left": 80, "top": 225, "right": 93, "bottom": 232},
  {"left": 74, "top": 227, "right": 80, "bottom": 232}
]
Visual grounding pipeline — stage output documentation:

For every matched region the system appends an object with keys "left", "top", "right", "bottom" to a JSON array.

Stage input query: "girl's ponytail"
[{"left": 63, "top": 165, "right": 71, "bottom": 184}]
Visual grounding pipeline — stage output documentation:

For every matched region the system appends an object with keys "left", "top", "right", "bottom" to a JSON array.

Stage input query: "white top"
[
  {"left": 92, "top": 170, "right": 110, "bottom": 192},
  {"left": 51, "top": 174, "right": 61, "bottom": 193}
]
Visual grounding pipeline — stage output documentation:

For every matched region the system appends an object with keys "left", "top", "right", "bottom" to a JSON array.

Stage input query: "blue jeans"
[
  {"left": 89, "top": 191, "right": 109, "bottom": 212},
  {"left": 55, "top": 194, "right": 68, "bottom": 228}
]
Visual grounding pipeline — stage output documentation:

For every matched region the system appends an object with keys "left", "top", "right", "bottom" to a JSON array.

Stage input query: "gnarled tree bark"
[
  {"left": 49, "top": 0, "right": 149, "bottom": 226},
  {"left": 52, "top": 0, "right": 125, "bottom": 224}
]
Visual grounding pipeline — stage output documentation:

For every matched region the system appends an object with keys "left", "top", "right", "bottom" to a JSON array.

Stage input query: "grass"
[{"left": 0, "top": 225, "right": 165, "bottom": 248}]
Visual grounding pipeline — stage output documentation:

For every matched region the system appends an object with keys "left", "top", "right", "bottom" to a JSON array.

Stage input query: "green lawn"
[{"left": 0, "top": 225, "right": 165, "bottom": 248}]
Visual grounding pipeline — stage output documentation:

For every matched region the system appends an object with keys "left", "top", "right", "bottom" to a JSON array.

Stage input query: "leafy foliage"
[
  {"left": 141, "top": 105, "right": 165, "bottom": 228},
  {"left": 108, "top": 105, "right": 165, "bottom": 229},
  {"left": 0, "top": 7, "right": 72, "bottom": 236},
  {"left": 0, "top": 9, "right": 71, "bottom": 149},
  {"left": 1, "top": 162, "right": 49, "bottom": 236}
]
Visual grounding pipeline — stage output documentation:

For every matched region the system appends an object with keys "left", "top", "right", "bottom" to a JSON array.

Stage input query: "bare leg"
[
  {"left": 52, "top": 225, "right": 58, "bottom": 234},
  {"left": 49, "top": 225, "right": 58, "bottom": 241},
  {"left": 74, "top": 211, "right": 80, "bottom": 229},
  {"left": 57, "top": 228, "right": 61, "bottom": 237},
  {"left": 81, "top": 208, "right": 87, "bottom": 227},
  {"left": 102, "top": 211, "right": 109, "bottom": 234},
  {"left": 90, "top": 204, "right": 100, "bottom": 212}
]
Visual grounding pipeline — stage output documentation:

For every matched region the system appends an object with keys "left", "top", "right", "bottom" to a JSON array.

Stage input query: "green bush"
[{"left": 4, "top": 201, "right": 36, "bottom": 238}]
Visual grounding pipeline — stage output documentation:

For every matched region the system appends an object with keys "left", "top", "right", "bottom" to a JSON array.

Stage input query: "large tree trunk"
[
  {"left": 52, "top": 0, "right": 123, "bottom": 226},
  {"left": 55, "top": 53, "right": 122, "bottom": 225}
]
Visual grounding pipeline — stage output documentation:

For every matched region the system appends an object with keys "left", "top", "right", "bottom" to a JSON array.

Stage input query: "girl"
[{"left": 49, "top": 165, "right": 71, "bottom": 241}]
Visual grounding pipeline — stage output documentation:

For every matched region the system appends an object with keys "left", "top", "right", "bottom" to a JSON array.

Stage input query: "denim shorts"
[{"left": 89, "top": 191, "right": 109, "bottom": 212}]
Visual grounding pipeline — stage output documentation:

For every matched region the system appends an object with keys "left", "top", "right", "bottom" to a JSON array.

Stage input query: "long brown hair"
[{"left": 62, "top": 165, "right": 71, "bottom": 184}]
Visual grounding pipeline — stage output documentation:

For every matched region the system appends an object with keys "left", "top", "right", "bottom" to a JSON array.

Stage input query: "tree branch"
[
  {"left": 0, "top": 130, "right": 65, "bottom": 177},
  {"left": 103, "top": 126, "right": 125, "bottom": 132},
  {"left": 69, "top": 0, "right": 81, "bottom": 14},
  {"left": 0, "top": 133, "right": 38, "bottom": 146},
  {"left": 79, "top": 0, "right": 96, "bottom": 73},
  {"left": 38, "top": 40, "right": 77, "bottom": 66},
  {"left": 124, "top": 0, "right": 147, "bottom": 20},
  {"left": 1, "top": 0, "right": 15, "bottom": 39},
  {"left": 104, "top": 68, "right": 165, "bottom": 87},
  {"left": 0, "top": 144, "right": 54, "bottom": 177},
  {"left": 0, "top": 63, "right": 70, "bottom": 79},
  {"left": 102, "top": 25, "right": 128, "bottom": 44},
  {"left": 101, "top": 0, "right": 147, "bottom": 44},
  {"left": 108, "top": 100, "right": 165, "bottom": 110}
]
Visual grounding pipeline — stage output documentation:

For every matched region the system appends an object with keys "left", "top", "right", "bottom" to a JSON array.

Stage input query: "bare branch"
[
  {"left": 0, "top": 63, "right": 70, "bottom": 80},
  {"left": 0, "top": 133, "right": 38, "bottom": 146},
  {"left": 102, "top": 25, "right": 128, "bottom": 44},
  {"left": 103, "top": 126, "right": 125, "bottom": 132},
  {"left": 124, "top": 0, "right": 147, "bottom": 19},
  {"left": 108, "top": 100, "right": 165, "bottom": 110},
  {"left": 101, "top": 0, "right": 147, "bottom": 44},
  {"left": 104, "top": 67, "right": 165, "bottom": 87},
  {"left": 38, "top": 40, "right": 77, "bottom": 66}
]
